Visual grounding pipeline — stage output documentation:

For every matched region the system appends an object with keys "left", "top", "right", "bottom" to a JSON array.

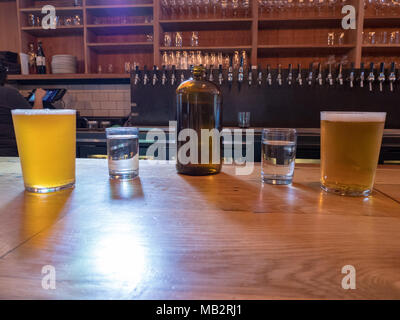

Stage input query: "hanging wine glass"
[
  {"left": 211, "top": 0, "right": 220, "bottom": 16},
  {"left": 203, "top": 0, "right": 211, "bottom": 16},
  {"left": 241, "top": 0, "right": 250, "bottom": 17},
  {"left": 221, "top": 0, "right": 229, "bottom": 17},
  {"left": 232, "top": 0, "right": 240, "bottom": 16},
  {"left": 194, "top": 0, "right": 202, "bottom": 17}
]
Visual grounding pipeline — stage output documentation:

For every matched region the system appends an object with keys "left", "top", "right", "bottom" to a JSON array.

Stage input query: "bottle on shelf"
[
  {"left": 176, "top": 65, "right": 222, "bottom": 176},
  {"left": 27, "top": 42, "right": 37, "bottom": 75},
  {"left": 36, "top": 41, "right": 46, "bottom": 74}
]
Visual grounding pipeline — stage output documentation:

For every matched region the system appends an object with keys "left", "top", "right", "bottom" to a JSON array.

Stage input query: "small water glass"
[
  {"left": 106, "top": 127, "right": 139, "bottom": 180},
  {"left": 164, "top": 32, "right": 172, "bottom": 47},
  {"left": 261, "top": 128, "right": 297, "bottom": 185}
]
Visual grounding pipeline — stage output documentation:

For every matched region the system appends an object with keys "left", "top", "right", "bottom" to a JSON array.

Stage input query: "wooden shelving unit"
[{"left": 9, "top": 0, "right": 400, "bottom": 81}]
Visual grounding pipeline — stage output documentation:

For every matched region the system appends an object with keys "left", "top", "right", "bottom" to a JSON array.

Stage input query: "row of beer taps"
[{"left": 132, "top": 61, "right": 399, "bottom": 92}]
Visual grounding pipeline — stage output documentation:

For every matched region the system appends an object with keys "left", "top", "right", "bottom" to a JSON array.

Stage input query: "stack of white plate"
[{"left": 51, "top": 55, "right": 77, "bottom": 74}]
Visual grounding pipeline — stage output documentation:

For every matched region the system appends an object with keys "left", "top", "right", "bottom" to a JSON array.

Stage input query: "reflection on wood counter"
[{"left": 0, "top": 158, "right": 400, "bottom": 299}]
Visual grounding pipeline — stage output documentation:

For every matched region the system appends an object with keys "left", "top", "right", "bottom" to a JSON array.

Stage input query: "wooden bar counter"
[{"left": 0, "top": 158, "right": 400, "bottom": 299}]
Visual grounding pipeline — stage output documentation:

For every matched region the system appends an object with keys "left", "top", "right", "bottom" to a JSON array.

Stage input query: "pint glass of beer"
[
  {"left": 320, "top": 111, "right": 386, "bottom": 196},
  {"left": 12, "top": 109, "right": 76, "bottom": 193}
]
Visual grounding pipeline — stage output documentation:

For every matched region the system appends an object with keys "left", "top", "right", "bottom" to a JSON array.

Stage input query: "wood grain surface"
[{"left": 0, "top": 158, "right": 400, "bottom": 299}]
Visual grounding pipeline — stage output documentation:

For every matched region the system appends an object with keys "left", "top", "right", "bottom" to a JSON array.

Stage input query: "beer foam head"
[
  {"left": 321, "top": 111, "right": 386, "bottom": 122},
  {"left": 11, "top": 109, "right": 76, "bottom": 115}
]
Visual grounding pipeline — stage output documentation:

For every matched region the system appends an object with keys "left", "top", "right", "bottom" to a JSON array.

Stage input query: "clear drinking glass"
[
  {"left": 106, "top": 127, "right": 139, "bottom": 180},
  {"left": 164, "top": 32, "right": 172, "bottom": 47},
  {"left": 261, "top": 128, "right": 297, "bottom": 185},
  {"left": 191, "top": 31, "right": 199, "bottom": 47},
  {"left": 12, "top": 109, "right": 76, "bottom": 193},
  {"left": 238, "top": 112, "right": 250, "bottom": 128},
  {"left": 320, "top": 112, "right": 386, "bottom": 196},
  {"left": 175, "top": 31, "right": 183, "bottom": 47}
]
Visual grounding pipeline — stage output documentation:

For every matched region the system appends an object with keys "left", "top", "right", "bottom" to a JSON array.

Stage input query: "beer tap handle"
[
  {"left": 171, "top": 65, "right": 176, "bottom": 86},
  {"left": 161, "top": 65, "right": 167, "bottom": 85},
  {"left": 287, "top": 63, "right": 293, "bottom": 85},
  {"left": 152, "top": 65, "right": 158, "bottom": 86},
  {"left": 326, "top": 63, "right": 333, "bottom": 86},
  {"left": 307, "top": 62, "right": 313, "bottom": 86},
  {"left": 134, "top": 65, "right": 140, "bottom": 86},
  {"left": 378, "top": 62, "right": 385, "bottom": 92},
  {"left": 348, "top": 62, "right": 355, "bottom": 88},
  {"left": 257, "top": 65, "right": 263, "bottom": 86},
  {"left": 277, "top": 64, "right": 282, "bottom": 86},
  {"left": 143, "top": 65, "right": 149, "bottom": 85},
  {"left": 248, "top": 64, "right": 253, "bottom": 86},
  {"left": 359, "top": 62, "right": 365, "bottom": 88},
  {"left": 228, "top": 56, "right": 233, "bottom": 86},
  {"left": 317, "top": 63, "right": 323, "bottom": 86},
  {"left": 336, "top": 63, "right": 343, "bottom": 86},
  {"left": 296, "top": 63, "right": 303, "bottom": 86},
  {"left": 209, "top": 65, "right": 214, "bottom": 82},
  {"left": 368, "top": 62, "right": 375, "bottom": 92},
  {"left": 238, "top": 57, "right": 244, "bottom": 84},
  {"left": 218, "top": 64, "right": 223, "bottom": 85},
  {"left": 266, "top": 64, "right": 272, "bottom": 86},
  {"left": 389, "top": 62, "right": 396, "bottom": 92}
]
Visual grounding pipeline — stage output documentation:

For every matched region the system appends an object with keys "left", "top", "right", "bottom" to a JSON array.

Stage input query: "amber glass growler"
[{"left": 176, "top": 66, "right": 222, "bottom": 175}]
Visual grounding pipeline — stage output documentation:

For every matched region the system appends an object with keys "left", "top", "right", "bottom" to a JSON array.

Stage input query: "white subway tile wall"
[{"left": 17, "top": 84, "right": 131, "bottom": 118}]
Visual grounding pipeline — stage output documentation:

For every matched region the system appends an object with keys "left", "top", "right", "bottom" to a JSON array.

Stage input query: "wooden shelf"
[
  {"left": 9, "top": 0, "right": 398, "bottom": 80},
  {"left": 20, "top": 6, "right": 83, "bottom": 13},
  {"left": 21, "top": 26, "right": 84, "bottom": 36},
  {"left": 88, "top": 42, "right": 154, "bottom": 53},
  {"left": 258, "top": 44, "right": 355, "bottom": 50},
  {"left": 159, "top": 18, "right": 253, "bottom": 31},
  {"left": 258, "top": 15, "right": 343, "bottom": 28},
  {"left": 8, "top": 73, "right": 130, "bottom": 80},
  {"left": 86, "top": 23, "right": 153, "bottom": 35},
  {"left": 86, "top": 4, "right": 154, "bottom": 9}
]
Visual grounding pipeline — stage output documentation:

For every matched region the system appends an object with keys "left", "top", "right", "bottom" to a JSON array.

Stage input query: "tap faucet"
[
  {"left": 296, "top": 64, "right": 303, "bottom": 86},
  {"left": 208, "top": 65, "right": 214, "bottom": 82},
  {"left": 134, "top": 65, "right": 140, "bottom": 85},
  {"left": 180, "top": 71, "right": 185, "bottom": 83},
  {"left": 228, "top": 57, "right": 234, "bottom": 87},
  {"left": 367, "top": 62, "right": 375, "bottom": 92},
  {"left": 161, "top": 65, "right": 167, "bottom": 85},
  {"left": 277, "top": 64, "right": 282, "bottom": 86},
  {"left": 336, "top": 63, "right": 343, "bottom": 86},
  {"left": 171, "top": 65, "right": 176, "bottom": 86},
  {"left": 326, "top": 63, "right": 333, "bottom": 86},
  {"left": 348, "top": 62, "right": 355, "bottom": 88},
  {"left": 248, "top": 64, "right": 253, "bottom": 86},
  {"left": 389, "top": 62, "right": 396, "bottom": 92},
  {"left": 238, "top": 57, "right": 244, "bottom": 84},
  {"left": 143, "top": 65, "right": 149, "bottom": 85},
  {"left": 378, "top": 62, "right": 385, "bottom": 92},
  {"left": 359, "top": 62, "right": 365, "bottom": 88},
  {"left": 287, "top": 63, "right": 293, "bottom": 85},
  {"left": 266, "top": 64, "right": 272, "bottom": 86},
  {"left": 152, "top": 65, "right": 158, "bottom": 86},
  {"left": 218, "top": 64, "right": 223, "bottom": 85},
  {"left": 307, "top": 63, "right": 313, "bottom": 86},
  {"left": 317, "top": 63, "right": 323, "bottom": 86},
  {"left": 257, "top": 65, "right": 263, "bottom": 86}
]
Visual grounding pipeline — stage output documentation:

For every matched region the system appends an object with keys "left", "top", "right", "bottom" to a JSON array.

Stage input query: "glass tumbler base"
[
  {"left": 109, "top": 172, "right": 138, "bottom": 181},
  {"left": 320, "top": 183, "right": 372, "bottom": 197},
  {"left": 262, "top": 176, "right": 292, "bottom": 185},
  {"left": 25, "top": 181, "right": 75, "bottom": 194}
]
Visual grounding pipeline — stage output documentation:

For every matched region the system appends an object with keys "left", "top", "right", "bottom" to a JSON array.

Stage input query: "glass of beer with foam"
[
  {"left": 321, "top": 111, "right": 386, "bottom": 196},
  {"left": 12, "top": 109, "right": 76, "bottom": 193}
]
